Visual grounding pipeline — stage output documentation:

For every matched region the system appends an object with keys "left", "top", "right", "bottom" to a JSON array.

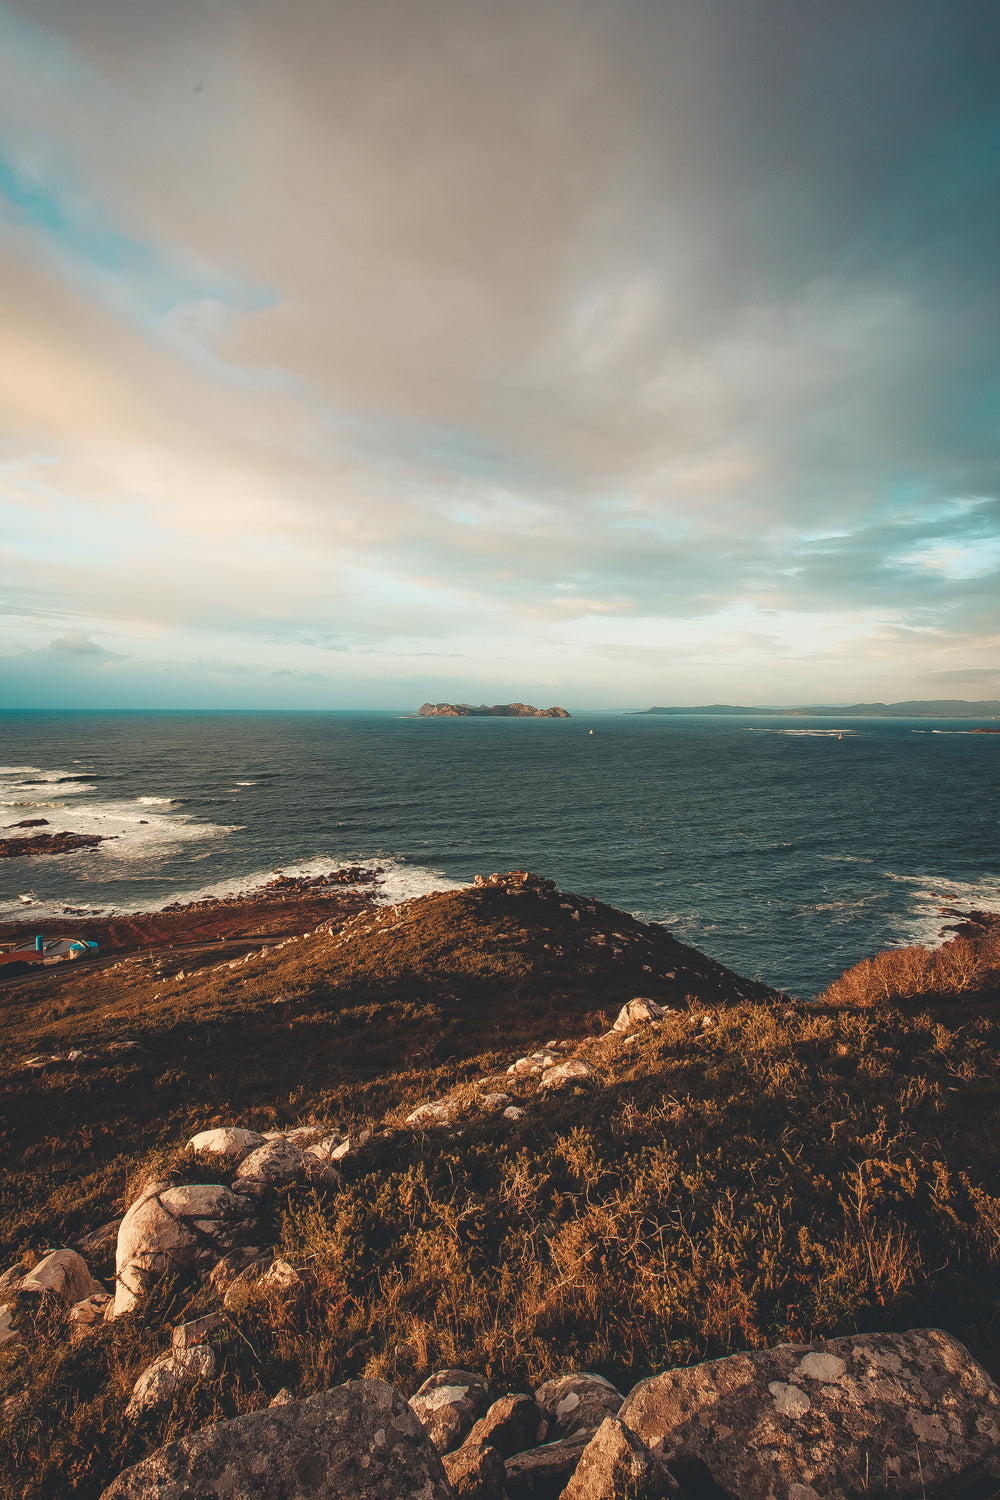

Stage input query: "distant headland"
[
  {"left": 416, "top": 701, "right": 571, "bottom": 718},
  {"left": 637, "top": 699, "right": 1000, "bottom": 719}
]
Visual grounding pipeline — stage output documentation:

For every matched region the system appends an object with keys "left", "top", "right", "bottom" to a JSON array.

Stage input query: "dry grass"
[
  {"left": 820, "top": 928, "right": 1000, "bottom": 1008},
  {"left": 2, "top": 887, "right": 1000, "bottom": 1498}
]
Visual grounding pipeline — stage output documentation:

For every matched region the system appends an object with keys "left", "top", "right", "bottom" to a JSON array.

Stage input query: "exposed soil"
[{"left": 0, "top": 867, "right": 387, "bottom": 965}]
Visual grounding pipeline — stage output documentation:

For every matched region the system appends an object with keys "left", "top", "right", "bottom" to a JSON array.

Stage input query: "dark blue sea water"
[{"left": 1, "top": 710, "right": 998, "bottom": 996}]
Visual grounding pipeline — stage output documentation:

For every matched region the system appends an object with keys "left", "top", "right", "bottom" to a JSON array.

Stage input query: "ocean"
[{"left": 1, "top": 709, "right": 997, "bottom": 997}]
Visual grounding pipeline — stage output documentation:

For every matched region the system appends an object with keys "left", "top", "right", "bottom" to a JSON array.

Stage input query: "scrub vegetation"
[{"left": 2, "top": 879, "right": 1000, "bottom": 1499}]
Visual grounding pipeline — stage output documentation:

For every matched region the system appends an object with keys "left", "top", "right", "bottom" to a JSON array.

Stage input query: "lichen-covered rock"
[
  {"left": 561, "top": 1417, "right": 679, "bottom": 1499},
  {"left": 20, "top": 1248, "right": 105, "bottom": 1306},
  {"left": 611, "top": 998, "right": 665, "bottom": 1033},
  {"left": 0, "top": 1306, "right": 12, "bottom": 1347},
  {"left": 539, "top": 1060, "right": 593, "bottom": 1090},
  {"left": 100, "top": 1378, "right": 454, "bottom": 1499},
  {"left": 113, "top": 1181, "right": 255, "bottom": 1316},
  {"left": 233, "top": 1136, "right": 304, "bottom": 1191},
  {"left": 534, "top": 1373, "right": 623, "bottom": 1441},
  {"left": 125, "top": 1345, "right": 217, "bottom": 1418},
  {"left": 410, "top": 1368, "right": 491, "bottom": 1452},
  {"left": 465, "top": 1393, "right": 542, "bottom": 1458},
  {"left": 503, "top": 1429, "right": 591, "bottom": 1498},
  {"left": 617, "top": 1328, "right": 1000, "bottom": 1500},
  {"left": 441, "top": 1442, "right": 506, "bottom": 1499},
  {"left": 187, "top": 1126, "right": 264, "bottom": 1163}
]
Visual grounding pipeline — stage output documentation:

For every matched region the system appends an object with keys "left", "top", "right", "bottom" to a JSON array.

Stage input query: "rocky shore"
[{"left": 0, "top": 866, "right": 387, "bottom": 969}]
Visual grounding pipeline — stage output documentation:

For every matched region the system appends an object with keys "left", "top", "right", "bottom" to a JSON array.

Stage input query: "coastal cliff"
[{"left": 417, "top": 701, "right": 570, "bottom": 717}]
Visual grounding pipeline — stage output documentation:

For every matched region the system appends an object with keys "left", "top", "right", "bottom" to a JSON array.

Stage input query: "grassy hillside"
[{"left": 2, "top": 875, "right": 1000, "bottom": 1498}]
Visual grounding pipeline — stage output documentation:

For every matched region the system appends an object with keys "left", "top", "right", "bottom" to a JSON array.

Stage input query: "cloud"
[
  {"left": 0, "top": 0, "right": 998, "bottom": 704},
  {"left": 48, "top": 631, "right": 115, "bottom": 655}
]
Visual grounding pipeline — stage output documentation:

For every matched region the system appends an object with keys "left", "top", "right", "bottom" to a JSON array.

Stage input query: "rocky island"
[
  {"left": 2, "top": 870, "right": 1000, "bottom": 1499},
  {"left": 417, "top": 702, "right": 570, "bottom": 718}
]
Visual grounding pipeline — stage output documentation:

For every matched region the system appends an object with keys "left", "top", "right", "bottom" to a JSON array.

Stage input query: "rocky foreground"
[{"left": 3, "top": 872, "right": 1000, "bottom": 1498}]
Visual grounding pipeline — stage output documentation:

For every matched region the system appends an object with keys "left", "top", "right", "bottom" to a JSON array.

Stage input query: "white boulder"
[
  {"left": 612, "top": 998, "right": 665, "bottom": 1033},
  {"left": 20, "top": 1248, "right": 105, "bottom": 1305},
  {"left": 539, "top": 1059, "right": 594, "bottom": 1090},
  {"left": 234, "top": 1137, "right": 305, "bottom": 1191},
  {"left": 114, "top": 1181, "right": 255, "bottom": 1317},
  {"left": 188, "top": 1127, "right": 265, "bottom": 1163}
]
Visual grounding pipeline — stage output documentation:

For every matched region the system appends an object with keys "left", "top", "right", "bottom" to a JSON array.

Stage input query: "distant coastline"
[
  {"left": 416, "top": 702, "right": 571, "bottom": 718},
  {"left": 636, "top": 699, "right": 1000, "bottom": 719}
]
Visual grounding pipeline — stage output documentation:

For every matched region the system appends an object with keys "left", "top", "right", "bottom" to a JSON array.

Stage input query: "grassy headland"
[{"left": 1, "top": 874, "right": 999, "bottom": 1498}]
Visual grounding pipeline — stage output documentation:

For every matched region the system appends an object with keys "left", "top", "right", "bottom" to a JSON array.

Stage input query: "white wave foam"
[
  {"left": 0, "top": 853, "right": 467, "bottom": 922},
  {"left": 881, "top": 870, "right": 1000, "bottom": 950},
  {"left": 136, "top": 796, "right": 177, "bottom": 805},
  {"left": 744, "top": 727, "right": 859, "bottom": 738}
]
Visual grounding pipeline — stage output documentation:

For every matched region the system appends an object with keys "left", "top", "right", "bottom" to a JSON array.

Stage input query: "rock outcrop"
[
  {"left": 618, "top": 1328, "right": 1000, "bottom": 1499},
  {"left": 417, "top": 703, "right": 570, "bottom": 718},
  {"left": 100, "top": 1378, "right": 454, "bottom": 1499}
]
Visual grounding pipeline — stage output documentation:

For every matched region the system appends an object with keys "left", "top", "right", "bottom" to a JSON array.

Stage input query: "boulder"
[
  {"left": 206, "top": 1244, "right": 267, "bottom": 1297},
  {"left": 410, "top": 1368, "right": 491, "bottom": 1452},
  {"left": 480, "top": 1094, "right": 512, "bottom": 1112},
  {"left": 406, "top": 1102, "right": 452, "bottom": 1127},
  {"left": 171, "top": 1312, "right": 223, "bottom": 1352},
  {"left": 328, "top": 1130, "right": 373, "bottom": 1161},
  {"left": 113, "top": 1181, "right": 255, "bottom": 1316},
  {"left": 0, "top": 1306, "right": 12, "bottom": 1347},
  {"left": 262, "top": 1257, "right": 303, "bottom": 1290},
  {"left": 233, "top": 1136, "right": 305, "bottom": 1191},
  {"left": 503, "top": 1429, "right": 591, "bottom": 1498},
  {"left": 76, "top": 1219, "right": 122, "bottom": 1262},
  {"left": 539, "top": 1060, "right": 593, "bottom": 1091},
  {"left": 441, "top": 1442, "right": 506, "bottom": 1499},
  {"left": 68, "top": 1293, "right": 113, "bottom": 1336},
  {"left": 617, "top": 1328, "right": 1000, "bottom": 1500},
  {"left": 125, "top": 1345, "right": 217, "bottom": 1418},
  {"left": 100, "top": 1377, "right": 454, "bottom": 1499},
  {"left": 299, "top": 1148, "right": 342, "bottom": 1189},
  {"left": 611, "top": 999, "right": 665, "bottom": 1034},
  {"left": 187, "top": 1126, "right": 264, "bottom": 1163},
  {"left": 20, "top": 1248, "right": 105, "bottom": 1305},
  {"left": 561, "top": 1417, "right": 679, "bottom": 1499},
  {"left": 465, "top": 1393, "right": 542, "bottom": 1458},
  {"left": 504, "top": 1106, "right": 527, "bottom": 1122},
  {"left": 534, "top": 1373, "right": 623, "bottom": 1440}
]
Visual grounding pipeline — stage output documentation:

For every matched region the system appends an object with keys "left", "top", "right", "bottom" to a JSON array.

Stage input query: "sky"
[{"left": 1, "top": 0, "right": 999, "bottom": 711}]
